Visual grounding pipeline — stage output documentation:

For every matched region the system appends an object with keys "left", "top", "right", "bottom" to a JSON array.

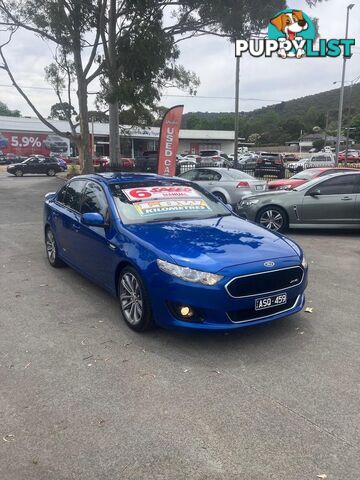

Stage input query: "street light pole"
[
  {"left": 335, "top": 3, "right": 354, "bottom": 166},
  {"left": 234, "top": 56, "right": 240, "bottom": 168}
]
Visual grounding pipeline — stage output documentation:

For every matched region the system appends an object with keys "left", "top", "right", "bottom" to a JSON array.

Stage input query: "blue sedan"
[{"left": 43, "top": 173, "right": 308, "bottom": 332}]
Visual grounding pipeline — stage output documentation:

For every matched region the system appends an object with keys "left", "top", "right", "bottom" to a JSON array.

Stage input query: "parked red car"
[
  {"left": 268, "top": 167, "right": 357, "bottom": 190},
  {"left": 66, "top": 156, "right": 135, "bottom": 170},
  {"left": 338, "top": 151, "right": 360, "bottom": 163}
]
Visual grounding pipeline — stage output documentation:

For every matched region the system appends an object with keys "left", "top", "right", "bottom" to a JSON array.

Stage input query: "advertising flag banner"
[{"left": 157, "top": 105, "right": 184, "bottom": 176}]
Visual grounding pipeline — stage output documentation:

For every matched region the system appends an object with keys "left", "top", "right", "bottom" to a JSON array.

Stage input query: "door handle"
[
  {"left": 341, "top": 196, "right": 352, "bottom": 201},
  {"left": 71, "top": 223, "right": 80, "bottom": 232},
  {"left": 108, "top": 242, "right": 117, "bottom": 251},
  {"left": 52, "top": 211, "right": 60, "bottom": 218}
]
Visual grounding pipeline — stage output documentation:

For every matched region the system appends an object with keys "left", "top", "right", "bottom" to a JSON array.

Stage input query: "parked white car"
[{"left": 288, "top": 152, "right": 335, "bottom": 173}]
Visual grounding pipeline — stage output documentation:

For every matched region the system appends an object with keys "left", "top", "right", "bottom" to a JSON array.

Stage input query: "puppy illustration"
[{"left": 270, "top": 10, "right": 308, "bottom": 58}]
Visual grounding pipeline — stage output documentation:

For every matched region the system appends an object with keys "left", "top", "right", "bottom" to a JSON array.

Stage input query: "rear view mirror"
[
  {"left": 81, "top": 212, "right": 106, "bottom": 227},
  {"left": 309, "top": 189, "right": 321, "bottom": 197}
]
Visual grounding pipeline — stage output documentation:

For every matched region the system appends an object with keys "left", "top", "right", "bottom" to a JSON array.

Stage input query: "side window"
[
  {"left": 354, "top": 176, "right": 360, "bottom": 194},
  {"left": 308, "top": 175, "right": 357, "bottom": 196},
  {"left": 197, "top": 169, "right": 221, "bottom": 181},
  {"left": 81, "top": 182, "right": 108, "bottom": 217},
  {"left": 57, "top": 186, "right": 67, "bottom": 204},
  {"left": 181, "top": 169, "right": 198, "bottom": 181},
  {"left": 64, "top": 180, "right": 86, "bottom": 212}
]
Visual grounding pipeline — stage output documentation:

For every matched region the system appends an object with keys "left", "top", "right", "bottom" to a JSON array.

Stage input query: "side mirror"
[
  {"left": 226, "top": 203, "right": 234, "bottom": 211},
  {"left": 309, "top": 189, "right": 321, "bottom": 197},
  {"left": 81, "top": 212, "right": 106, "bottom": 227}
]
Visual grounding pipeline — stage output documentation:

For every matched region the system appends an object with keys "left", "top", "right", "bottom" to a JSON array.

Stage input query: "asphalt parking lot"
[{"left": 0, "top": 173, "right": 359, "bottom": 480}]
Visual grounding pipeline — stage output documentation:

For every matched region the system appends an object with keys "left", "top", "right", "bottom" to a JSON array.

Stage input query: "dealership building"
[{"left": 0, "top": 116, "right": 235, "bottom": 158}]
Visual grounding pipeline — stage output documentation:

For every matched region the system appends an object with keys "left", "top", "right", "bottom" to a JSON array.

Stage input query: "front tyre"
[
  {"left": 118, "top": 266, "right": 155, "bottom": 332},
  {"left": 256, "top": 206, "right": 288, "bottom": 232},
  {"left": 45, "top": 227, "right": 65, "bottom": 267},
  {"left": 47, "top": 168, "right": 56, "bottom": 176},
  {"left": 15, "top": 169, "right": 23, "bottom": 177}
]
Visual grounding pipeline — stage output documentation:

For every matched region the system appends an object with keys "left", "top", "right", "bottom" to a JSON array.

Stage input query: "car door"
[
  {"left": 300, "top": 174, "right": 358, "bottom": 224},
  {"left": 76, "top": 181, "right": 118, "bottom": 289},
  {"left": 52, "top": 179, "right": 87, "bottom": 264},
  {"left": 28, "top": 157, "right": 42, "bottom": 174},
  {"left": 354, "top": 176, "right": 360, "bottom": 225}
]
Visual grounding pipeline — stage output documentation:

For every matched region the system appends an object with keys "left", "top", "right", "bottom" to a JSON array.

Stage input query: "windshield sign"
[{"left": 110, "top": 182, "right": 230, "bottom": 224}]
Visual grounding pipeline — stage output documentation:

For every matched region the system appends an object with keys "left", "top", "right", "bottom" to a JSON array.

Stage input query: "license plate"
[
  {"left": 255, "top": 185, "right": 263, "bottom": 190},
  {"left": 255, "top": 293, "right": 287, "bottom": 311}
]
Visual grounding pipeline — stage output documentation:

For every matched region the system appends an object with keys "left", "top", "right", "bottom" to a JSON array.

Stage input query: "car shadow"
[{"left": 50, "top": 256, "right": 310, "bottom": 368}]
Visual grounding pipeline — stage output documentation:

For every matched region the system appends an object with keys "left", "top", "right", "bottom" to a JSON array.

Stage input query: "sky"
[{"left": 0, "top": 0, "right": 359, "bottom": 118}]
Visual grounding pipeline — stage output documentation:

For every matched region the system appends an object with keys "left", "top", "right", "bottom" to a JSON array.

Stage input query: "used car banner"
[{"left": 157, "top": 105, "right": 184, "bottom": 176}]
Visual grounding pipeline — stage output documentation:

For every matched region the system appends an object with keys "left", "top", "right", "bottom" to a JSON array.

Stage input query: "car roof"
[{"left": 71, "top": 172, "right": 187, "bottom": 185}]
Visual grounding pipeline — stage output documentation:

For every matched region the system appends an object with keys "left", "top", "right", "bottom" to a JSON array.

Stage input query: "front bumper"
[{"left": 148, "top": 263, "right": 308, "bottom": 331}]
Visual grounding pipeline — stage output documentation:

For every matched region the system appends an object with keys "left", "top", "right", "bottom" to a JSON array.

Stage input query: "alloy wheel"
[
  {"left": 259, "top": 209, "right": 284, "bottom": 231},
  {"left": 47, "top": 169, "right": 56, "bottom": 176},
  {"left": 46, "top": 230, "right": 56, "bottom": 264},
  {"left": 120, "top": 272, "right": 143, "bottom": 325},
  {"left": 15, "top": 169, "right": 23, "bottom": 177}
]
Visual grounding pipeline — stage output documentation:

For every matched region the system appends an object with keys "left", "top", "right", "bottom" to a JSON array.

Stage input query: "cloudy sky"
[{"left": 0, "top": 0, "right": 359, "bottom": 118}]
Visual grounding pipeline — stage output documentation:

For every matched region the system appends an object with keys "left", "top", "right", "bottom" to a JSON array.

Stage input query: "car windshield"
[
  {"left": 293, "top": 175, "right": 333, "bottom": 192},
  {"left": 291, "top": 169, "right": 320, "bottom": 180},
  {"left": 110, "top": 181, "right": 231, "bottom": 225}
]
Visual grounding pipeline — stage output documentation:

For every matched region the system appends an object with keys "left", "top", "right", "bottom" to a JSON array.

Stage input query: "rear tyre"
[
  {"left": 212, "top": 192, "right": 226, "bottom": 203},
  {"left": 256, "top": 206, "right": 288, "bottom": 233},
  {"left": 15, "top": 169, "right": 23, "bottom": 177},
  {"left": 118, "top": 266, "right": 155, "bottom": 332},
  {"left": 45, "top": 227, "right": 65, "bottom": 268},
  {"left": 47, "top": 168, "right": 56, "bottom": 177}
]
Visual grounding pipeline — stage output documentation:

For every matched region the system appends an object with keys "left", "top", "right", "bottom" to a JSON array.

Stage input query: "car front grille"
[
  {"left": 227, "top": 295, "right": 301, "bottom": 323},
  {"left": 225, "top": 266, "right": 304, "bottom": 298}
]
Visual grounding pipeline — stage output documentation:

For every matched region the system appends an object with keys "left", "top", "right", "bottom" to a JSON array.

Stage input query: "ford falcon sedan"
[{"left": 43, "top": 173, "right": 308, "bottom": 332}]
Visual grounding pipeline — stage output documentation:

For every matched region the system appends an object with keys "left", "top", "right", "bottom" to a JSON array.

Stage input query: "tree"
[
  {"left": 49, "top": 102, "right": 78, "bottom": 121},
  {"left": 349, "top": 114, "right": 360, "bottom": 142},
  {"left": 248, "top": 133, "right": 261, "bottom": 145},
  {"left": 312, "top": 139, "right": 325, "bottom": 151},
  {"left": 0, "top": 0, "right": 103, "bottom": 172},
  {"left": 0, "top": 100, "right": 20, "bottom": 117}
]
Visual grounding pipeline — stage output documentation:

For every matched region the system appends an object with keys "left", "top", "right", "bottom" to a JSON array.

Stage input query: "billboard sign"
[{"left": 0, "top": 131, "right": 70, "bottom": 156}]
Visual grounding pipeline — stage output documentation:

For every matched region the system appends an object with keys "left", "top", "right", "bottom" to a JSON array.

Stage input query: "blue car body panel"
[{"left": 43, "top": 173, "right": 307, "bottom": 331}]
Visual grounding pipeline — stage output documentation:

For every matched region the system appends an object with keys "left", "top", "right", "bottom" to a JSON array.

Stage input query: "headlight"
[
  {"left": 241, "top": 199, "right": 259, "bottom": 207},
  {"left": 301, "top": 256, "right": 308, "bottom": 269},
  {"left": 157, "top": 259, "right": 223, "bottom": 286}
]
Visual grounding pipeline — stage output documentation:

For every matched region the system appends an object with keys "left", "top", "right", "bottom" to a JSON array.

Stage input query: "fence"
[
  {"left": 96, "top": 160, "right": 360, "bottom": 180},
  {"left": 177, "top": 161, "right": 360, "bottom": 180}
]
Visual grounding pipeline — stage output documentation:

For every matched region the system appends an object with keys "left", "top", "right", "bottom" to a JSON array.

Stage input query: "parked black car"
[
  {"left": 135, "top": 150, "right": 158, "bottom": 173},
  {"left": 0, "top": 155, "right": 11, "bottom": 165},
  {"left": 254, "top": 154, "right": 285, "bottom": 179},
  {"left": 7, "top": 156, "right": 62, "bottom": 177}
]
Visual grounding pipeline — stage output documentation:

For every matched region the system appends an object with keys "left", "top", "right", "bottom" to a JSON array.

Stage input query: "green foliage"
[
  {"left": 312, "top": 139, "right": 325, "bottom": 150},
  {"left": 49, "top": 102, "right": 78, "bottom": 121},
  {"left": 0, "top": 101, "right": 20, "bottom": 117},
  {"left": 182, "top": 84, "right": 360, "bottom": 145},
  {"left": 350, "top": 114, "right": 360, "bottom": 142}
]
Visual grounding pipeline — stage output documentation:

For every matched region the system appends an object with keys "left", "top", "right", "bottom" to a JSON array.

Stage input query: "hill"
[{"left": 181, "top": 84, "right": 360, "bottom": 144}]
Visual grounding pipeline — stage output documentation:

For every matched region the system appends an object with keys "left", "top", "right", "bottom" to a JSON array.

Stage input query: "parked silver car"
[
  {"left": 237, "top": 171, "right": 360, "bottom": 232},
  {"left": 178, "top": 167, "right": 267, "bottom": 205}
]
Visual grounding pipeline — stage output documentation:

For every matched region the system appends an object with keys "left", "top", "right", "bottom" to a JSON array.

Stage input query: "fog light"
[{"left": 180, "top": 306, "right": 193, "bottom": 317}]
